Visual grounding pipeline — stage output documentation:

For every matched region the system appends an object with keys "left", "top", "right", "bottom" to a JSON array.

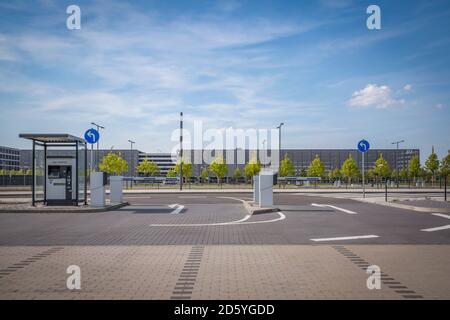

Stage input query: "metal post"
[
  {"left": 76, "top": 142, "right": 79, "bottom": 206},
  {"left": 362, "top": 151, "right": 365, "bottom": 198},
  {"left": 445, "top": 175, "right": 447, "bottom": 202},
  {"left": 32, "top": 140, "right": 35, "bottom": 206},
  {"left": 128, "top": 140, "right": 135, "bottom": 188},
  {"left": 180, "top": 112, "right": 183, "bottom": 191},
  {"left": 385, "top": 178, "right": 388, "bottom": 202},
  {"left": 392, "top": 140, "right": 404, "bottom": 188},
  {"left": 84, "top": 143, "right": 87, "bottom": 205},
  {"left": 44, "top": 144, "right": 47, "bottom": 204}
]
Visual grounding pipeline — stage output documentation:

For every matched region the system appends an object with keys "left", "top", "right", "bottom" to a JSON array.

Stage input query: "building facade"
[
  {"left": 15, "top": 147, "right": 420, "bottom": 178},
  {"left": 0, "top": 146, "right": 20, "bottom": 171}
]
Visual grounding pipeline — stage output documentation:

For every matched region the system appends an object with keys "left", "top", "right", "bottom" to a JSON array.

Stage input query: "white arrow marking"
[
  {"left": 168, "top": 204, "right": 184, "bottom": 214},
  {"left": 150, "top": 212, "right": 286, "bottom": 227},
  {"left": 310, "top": 235, "right": 379, "bottom": 242},
  {"left": 421, "top": 225, "right": 450, "bottom": 232},
  {"left": 432, "top": 213, "right": 450, "bottom": 220},
  {"left": 311, "top": 203, "right": 358, "bottom": 214}
]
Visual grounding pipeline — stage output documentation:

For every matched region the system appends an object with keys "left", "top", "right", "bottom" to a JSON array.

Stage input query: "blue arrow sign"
[
  {"left": 84, "top": 128, "right": 100, "bottom": 144},
  {"left": 358, "top": 139, "right": 370, "bottom": 153}
]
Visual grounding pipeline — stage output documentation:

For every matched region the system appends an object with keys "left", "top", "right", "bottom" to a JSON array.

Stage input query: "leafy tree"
[
  {"left": 0, "top": 169, "right": 7, "bottom": 175},
  {"left": 244, "top": 157, "right": 261, "bottom": 183},
  {"left": 25, "top": 169, "right": 33, "bottom": 175},
  {"left": 440, "top": 150, "right": 450, "bottom": 178},
  {"left": 209, "top": 156, "right": 228, "bottom": 186},
  {"left": 408, "top": 155, "right": 421, "bottom": 182},
  {"left": 99, "top": 152, "right": 129, "bottom": 175},
  {"left": 136, "top": 159, "right": 160, "bottom": 177},
  {"left": 299, "top": 168, "right": 307, "bottom": 177},
  {"left": 233, "top": 167, "right": 242, "bottom": 182},
  {"left": 399, "top": 169, "right": 409, "bottom": 180},
  {"left": 166, "top": 168, "right": 177, "bottom": 177},
  {"left": 279, "top": 154, "right": 296, "bottom": 177},
  {"left": 373, "top": 153, "right": 391, "bottom": 182},
  {"left": 200, "top": 167, "right": 209, "bottom": 183},
  {"left": 174, "top": 159, "right": 193, "bottom": 180},
  {"left": 425, "top": 146, "right": 440, "bottom": 186},
  {"left": 329, "top": 168, "right": 341, "bottom": 181},
  {"left": 341, "top": 154, "right": 360, "bottom": 184},
  {"left": 307, "top": 154, "right": 325, "bottom": 178}
]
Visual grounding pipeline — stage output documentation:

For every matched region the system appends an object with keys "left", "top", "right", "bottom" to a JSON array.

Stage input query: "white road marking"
[
  {"left": 168, "top": 204, "right": 184, "bottom": 214},
  {"left": 421, "top": 225, "right": 450, "bottom": 232},
  {"left": 311, "top": 203, "right": 358, "bottom": 214},
  {"left": 178, "top": 196, "right": 207, "bottom": 199},
  {"left": 432, "top": 213, "right": 450, "bottom": 220},
  {"left": 310, "top": 235, "right": 379, "bottom": 242},
  {"left": 150, "top": 211, "right": 286, "bottom": 227},
  {"left": 150, "top": 214, "right": 251, "bottom": 227}
]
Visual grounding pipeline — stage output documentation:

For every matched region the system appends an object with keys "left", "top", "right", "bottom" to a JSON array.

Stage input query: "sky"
[{"left": 0, "top": 0, "right": 449, "bottom": 162}]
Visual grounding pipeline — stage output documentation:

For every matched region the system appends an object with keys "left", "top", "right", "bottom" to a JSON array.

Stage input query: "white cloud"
[
  {"left": 348, "top": 84, "right": 405, "bottom": 109},
  {"left": 403, "top": 84, "right": 412, "bottom": 91}
]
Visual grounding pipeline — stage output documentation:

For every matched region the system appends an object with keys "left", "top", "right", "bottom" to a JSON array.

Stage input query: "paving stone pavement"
[{"left": 1, "top": 245, "right": 449, "bottom": 300}]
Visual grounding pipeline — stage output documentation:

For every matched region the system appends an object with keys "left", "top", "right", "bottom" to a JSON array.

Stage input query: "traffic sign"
[
  {"left": 358, "top": 139, "right": 370, "bottom": 153},
  {"left": 84, "top": 128, "right": 100, "bottom": 144}
]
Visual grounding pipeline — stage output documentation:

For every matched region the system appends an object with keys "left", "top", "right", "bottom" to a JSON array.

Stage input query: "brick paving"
[{"left": 1, "top": 245, "right": 449, "bottom": 299}]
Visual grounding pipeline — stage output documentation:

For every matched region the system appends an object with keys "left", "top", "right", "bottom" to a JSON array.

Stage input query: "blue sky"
[{"left": 0, "top": 0, "right": 449, "bottom": 161}]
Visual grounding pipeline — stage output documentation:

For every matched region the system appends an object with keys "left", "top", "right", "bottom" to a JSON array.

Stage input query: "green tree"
[
  {"left": 299, "top": 168, "right": 307, "bottom": 177},
  {"left": 174, "top": 159, "right": 193, "bottom": 182},
  {"left": 307, "top": 154, "right": 325, "bottom": 178},
  {"left": 399, "top": 168, "right": 409, "bottom": 180},
  {"left": 341, "top": 154, "right": 360, "bottom": 184},
  {"left": 166, "top": 168, "right": 177, "bottom": 177},
  {"left": 200, "top": 167, "right": 209, "bottom": 183},
  {"left": 25, "top": 169, "right": 33, "bottom": 175},
  {"left": 425, "top": 146, "right": 440, "bottom": 186},
  {"left": 440, "top": 150, "right": 450, "bottom": 178},
  {"left": 373, "top": 153, "right": 391, "bottom": 182},
  {"left": 244, "top": 157, "right": 261, "bottom": 183},
  {"left": 408, "top": 155, "right": 421, "bottom": 182},
  {"left": 0, "top": 169, "right": 6, "bottom": 175},
  {"left": 209, "top": 156, "right": 228, "bottom": 186},
  {"left": 329, "top": 168, "right": 342, "bottom": 181},
  {"left": 279, "top": 154, "right": 296, "bottom": 177},
  {"left": 136, "top": 159, "right": 160, "bottom": 177},
  {"left": 233, "top": 167, "right": 242, "bottom": 183},
  {"left": 99, "top": 152, "right": 129, "bottom": 175}
]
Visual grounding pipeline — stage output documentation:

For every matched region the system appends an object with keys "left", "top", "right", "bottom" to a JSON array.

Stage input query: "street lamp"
[
  {"left": 91, "top": 122, "right": 105, "bottom": 170},
  {"left": 179, "top": 112, "right": 183, "bottom": 191},
  {"left": 276, "top": 123, "right": 284, "bottom": 171},
  {"left": 128, "top": 140, "right": 135, "bottom": 177},
  {"left": 391, "top": 139, "right": 405, "bottom": 188}
]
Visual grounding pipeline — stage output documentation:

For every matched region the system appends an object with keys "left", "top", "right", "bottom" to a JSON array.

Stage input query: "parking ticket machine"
[{"left": 46, "top": 157, "right": 76, "bottom": 205}]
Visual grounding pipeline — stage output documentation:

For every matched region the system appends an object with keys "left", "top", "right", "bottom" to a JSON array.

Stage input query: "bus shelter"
[{"left": 19, "top": 134, "right": 87, "bottom": 206}]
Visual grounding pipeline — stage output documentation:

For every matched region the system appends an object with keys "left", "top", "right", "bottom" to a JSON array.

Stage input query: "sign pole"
[{"left": 362, "top": 151, "right": 365, "bottom": 198}]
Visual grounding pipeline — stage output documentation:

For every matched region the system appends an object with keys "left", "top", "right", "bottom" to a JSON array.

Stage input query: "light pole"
[
  {"left": 180, "top": 112, "right": 183, "bottom": 191},
  {"left": 91, "top": 122, "right": 105, "bottom": 171},
  {"left": 128, "top": 140, "right": 135, "bottom": 177},
  {"left": 392, "top": 140, "right": 405, "bottom": 188},
  {"left": 276, "top": 123, "right": 284, "bottom": 172}
]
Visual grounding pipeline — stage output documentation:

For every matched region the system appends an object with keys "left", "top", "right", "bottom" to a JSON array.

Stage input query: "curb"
[
  {"left": 243, "top": 200, "right": 280, "bottom": 215},
  {"left": 353, "top": 199, "right": 449, "bottom": 213},
  {"left": 0, "top": 202, "right": 129, "bottom": 214}
]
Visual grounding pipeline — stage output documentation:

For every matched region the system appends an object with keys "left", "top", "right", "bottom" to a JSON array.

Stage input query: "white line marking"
[
  {"left": 432, "top": 213, "right": 450, "bottom": 220},
  {"left": 150, "top": 214, "right": 251, "bottom": 227},
  {"left": 235, "top": 212, "right": 286, "bottom": 225},
  {"left": 421, "top": 225, "right": 450, "bottom": 232},
  {"left": 310, "top": 235, "right": 379, "bottom": 242},
  {"left": 178, "top": 196, "right": 207, "bottom": 199},
  {"left": 168, "top": 204, "right": 184, "bottom": 214},
  {"left": 311, "top": 203, "right": 358, "bottom": 214}
]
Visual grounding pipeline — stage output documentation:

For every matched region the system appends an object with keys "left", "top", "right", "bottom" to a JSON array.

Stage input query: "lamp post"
[
  {"left": 128, "top": 139, "right": 135, "bottom": 176},
  {"left": 391, "top": 140, "right": 405, "bottom": 188},
  {"left": 180, "top": 112, "right": 183, "bottom": 191},
  {"left": 91, "top": 122, "right": 105, "bottom": 171},
  {"left": 276, "top": 123, "right": 284, "bottom": 172}
]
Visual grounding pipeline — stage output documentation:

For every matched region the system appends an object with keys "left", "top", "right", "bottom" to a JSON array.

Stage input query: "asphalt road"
[{"left": 0, "top": 193, "right": 449, "bottom": 245}]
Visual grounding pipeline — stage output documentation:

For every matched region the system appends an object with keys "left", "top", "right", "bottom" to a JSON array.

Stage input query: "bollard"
[
  {"left": 445, "top": 175, "right": 447, "bottom": 202},
  {"left": 385, "top": 179, "right": 388, "bottom": 202},
  {"left": 110, "top": 176, "right": 124, "bottom": 204}
]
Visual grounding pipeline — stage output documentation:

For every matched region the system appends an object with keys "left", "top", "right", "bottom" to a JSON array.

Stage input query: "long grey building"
[
  {"left": 0, "top": 146, "right": 20, "bottom": 171},
  {"left": 14, "top": 147, "right": 419, "bottom": 178}
]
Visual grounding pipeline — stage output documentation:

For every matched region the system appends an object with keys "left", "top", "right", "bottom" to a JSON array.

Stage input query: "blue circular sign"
[
  {"left": 358, "top": 139, "right": 370, "bottom": 153},
  {"left": 84, "top": 128, "right": 100, "bottom": 144}
]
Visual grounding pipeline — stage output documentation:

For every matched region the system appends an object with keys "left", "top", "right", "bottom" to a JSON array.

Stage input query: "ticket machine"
[{"left": 46, "top": 157, "right": 76, "bottom": 205}]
